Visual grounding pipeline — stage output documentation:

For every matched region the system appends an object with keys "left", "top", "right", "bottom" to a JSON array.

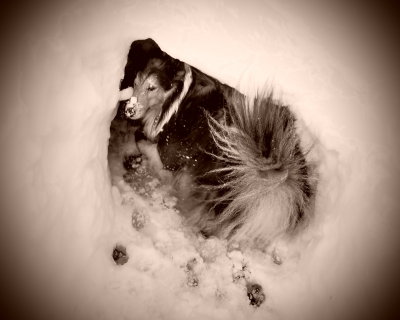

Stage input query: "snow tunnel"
[{"left": 0, "top": 1, "right": 399, "bottom": 320}]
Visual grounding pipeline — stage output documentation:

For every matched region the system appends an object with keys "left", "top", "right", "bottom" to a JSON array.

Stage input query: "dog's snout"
[
  {"left": 125, "top": 106, "right": 136, "bottom": 118},
  {"left": 125, "top": 96, "right": 144, "bottom": 119}
]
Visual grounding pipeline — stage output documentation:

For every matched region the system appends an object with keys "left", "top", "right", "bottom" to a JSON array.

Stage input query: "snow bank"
[{"left": 0, "top": 1, "right": 399, "bottom": 319}]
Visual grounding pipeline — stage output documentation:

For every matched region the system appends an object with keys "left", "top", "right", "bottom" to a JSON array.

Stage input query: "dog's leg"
[
  {"left": 121, "top": 125, "right": 140, "bottom": 155},
  {"left": 120, "top": 124, "right": 142, "bottom": 171},
  {"left": 137, "top": 139, "right": 173, "bottom": 183}
]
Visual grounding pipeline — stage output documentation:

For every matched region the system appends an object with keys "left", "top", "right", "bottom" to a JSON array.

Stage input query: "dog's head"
[{"left": 119, "top": 39, "right": 192, "bottom": 140}]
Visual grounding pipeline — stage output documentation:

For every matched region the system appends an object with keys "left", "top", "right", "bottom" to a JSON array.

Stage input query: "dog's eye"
[{"left": 147, "top": 85, "right": 156, "bottom": 92}]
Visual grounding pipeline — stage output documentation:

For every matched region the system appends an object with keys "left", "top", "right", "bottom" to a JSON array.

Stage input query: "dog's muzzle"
[
  {"left": 124, "top": 96, "right": 144, "bottom": 120},
  {"left": 118, "top": 88, "right": 145, "bottom": 120}
]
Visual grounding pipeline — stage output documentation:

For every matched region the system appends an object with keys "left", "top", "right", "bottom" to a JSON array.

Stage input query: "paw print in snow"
[
  {"left": 271, "top": 245, "right": 288, "bottom": 265},
  {"left": 112, "top": 244, "right": 129, "bottom": 265},
  {"left": 162, "top": 195, "right": 177, "bottom": 209},
  {"left": 187, "top": 273, "right": 199, "bottom": 287},
  {"left": 232, "top": 262, "right": 250, "bottom": 283},
  {"left": 185, "top": 258, "right": 200, "bottom": 287},
  {"left": 247, "top": 283, "right": 265, "bottom": 307},
  {"left": 132, "top": 208, "right": 146, "bottom": 230}
]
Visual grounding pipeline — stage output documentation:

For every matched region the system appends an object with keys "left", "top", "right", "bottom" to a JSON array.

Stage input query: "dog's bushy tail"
[{"left": 206, "top": 92, "right": 316, "bottom": 244}]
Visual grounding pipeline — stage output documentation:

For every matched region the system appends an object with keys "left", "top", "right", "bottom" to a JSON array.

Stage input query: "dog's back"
[
  {"left": 115, "top": 38, "right": 316, "bottom": 246},
  {"left": 157, "top": 66, "right": 238, "bottom": 175}
]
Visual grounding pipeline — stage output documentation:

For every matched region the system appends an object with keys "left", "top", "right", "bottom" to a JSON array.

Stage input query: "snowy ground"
[{"left": 0, "top": 1, "right": 399, "bottom": 319}]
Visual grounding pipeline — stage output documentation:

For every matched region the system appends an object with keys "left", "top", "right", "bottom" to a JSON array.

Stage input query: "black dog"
[{"left": 115, "top": 38, "right": 315, "bottom": 246}]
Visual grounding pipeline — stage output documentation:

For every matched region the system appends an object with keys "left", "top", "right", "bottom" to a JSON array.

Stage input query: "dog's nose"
[
  {"left": 125, "top": 96, "right": 140, "bottom": 119},
  {"left": 125, "top": 96, "right": 138, "bottom": 110},
  {"left": 125, "top": 106, "right": 137, "bottom": 118}
]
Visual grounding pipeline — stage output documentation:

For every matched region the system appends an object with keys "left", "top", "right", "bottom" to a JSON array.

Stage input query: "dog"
[{"left": 114, "top": 38, "right": 316, "bottom": 246}]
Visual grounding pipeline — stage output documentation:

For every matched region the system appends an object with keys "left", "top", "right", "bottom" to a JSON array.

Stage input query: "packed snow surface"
[{"left": 0, "top": 1, "right": 399, "bottom": 320}]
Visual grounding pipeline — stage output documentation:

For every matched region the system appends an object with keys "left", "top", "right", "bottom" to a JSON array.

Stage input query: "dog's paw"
[
  {"left": 246, "top": 282, "right": 265, "bottom": 307},
  {"left": 123, "top": 154, "right": 143, "bottom": 171}
]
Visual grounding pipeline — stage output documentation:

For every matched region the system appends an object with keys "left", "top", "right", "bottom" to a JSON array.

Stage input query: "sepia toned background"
[{"left": 0, "top": 0, "right": 399, "bottom": 319}]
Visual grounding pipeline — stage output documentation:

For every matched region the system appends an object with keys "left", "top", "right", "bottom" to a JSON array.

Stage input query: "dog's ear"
[{"left": 120, "top": 38, "right": 163, "bottom": 90}]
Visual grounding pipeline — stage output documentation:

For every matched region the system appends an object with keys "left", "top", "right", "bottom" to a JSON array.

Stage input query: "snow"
[{"left": 0, "top": 0, "right": 399, "bottom": 319}]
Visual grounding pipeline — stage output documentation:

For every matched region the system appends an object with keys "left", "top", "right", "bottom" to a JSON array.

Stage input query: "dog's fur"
[{"left": 114, "top": 38, "right": 316, "bottom": 246}]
